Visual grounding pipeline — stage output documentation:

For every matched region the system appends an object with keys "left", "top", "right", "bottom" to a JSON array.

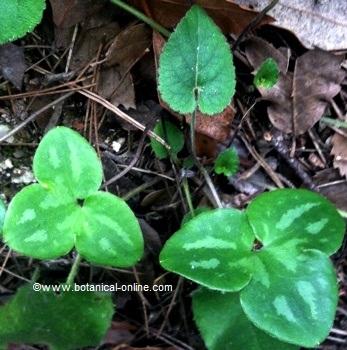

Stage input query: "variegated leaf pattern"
[
  {"left": 4, "top": 127, "right": 144, "bottom": 267},
  {"left": 33, "top": 127, "right": 103, "bottom": 199},
  {"left": 3, "top": 184, "right": 77, "bottom": 259},
  {"left": 75, "top": 192, "right": 143, "bottom": 267},
  {"left": 193, "top": 287, "right": 299, "bottom": 350},
  {"left": 246, "top": 189, "right": 345, "bottom": 255},
  {"left": 241, "top": 249, "right": 338, "bottom": 348},
  {"left": 160, "top": 209, "right": 254, "bottom": 291}
]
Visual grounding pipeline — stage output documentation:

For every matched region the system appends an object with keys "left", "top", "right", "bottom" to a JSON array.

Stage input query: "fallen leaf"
[
  {"left": 314, "top": 169, "right": 347, "bottom": 211},
  {"left": 49, "top": 0, "right": 105, "bottom": 28},
  {"left": 331, "top": 133, "right": 347, "bottom": 178},
  {"left": 0, "top": 44, "right": 26, "bottom": 90},
  {"left": 129, "top": 0, "right": 272, "bottom": 34},
  {"left": 101, "top": 321, "right": 135, "bottom": 346},
  {"left": 245, "top": 37, "right": 346, "bottom": 135},
  {"left": 234, "top": 0, "right": 347, "bottom": 51},
  {"left": 153, "top": 32, "right": 235, "bottom": 145}
]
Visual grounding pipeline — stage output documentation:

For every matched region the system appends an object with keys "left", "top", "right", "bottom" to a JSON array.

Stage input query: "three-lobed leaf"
[
  {"left": 158, "top": 5, "right": 235, "bottom": 115},
  {"left": 0, "top": 285, "right": 113, "bottom": 350},
  {"left": 0, "top": 0, "right": 46, "bottom": 45},
  {"left": 150, "top": 119, "right": 184, "bottom": 159},
  {"left": 160, "top": 189, "right": 345, "bottom": 348},
  {"left": 193, "top": 288, "right": 299, "bottom": 350},
  {"left": 4, "top": 127, "right": 144, "bottom": 267}
]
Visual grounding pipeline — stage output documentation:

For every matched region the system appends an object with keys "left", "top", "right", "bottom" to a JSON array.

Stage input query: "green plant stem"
[
  {"left": 190, "top": 109, "right": 223, "bottom": 208},
  {"left": 110, "top": 0, "right": 171, "bottom": 37},
  {"left": 321, "top": 116, "right": 347, "bottom": 129},
  {"left": 66, "top": 253, "right": 82, "bottom": 286},
  {"left": 182, "top": 177, "right": 195, "bottom": 217}
]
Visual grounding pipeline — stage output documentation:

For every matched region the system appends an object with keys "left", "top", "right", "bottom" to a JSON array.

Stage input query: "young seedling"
[
  {"left": 214, "top": 147, "right": 239, "bottom": 177},
  {"left": 0, "top": 285, "right": 113, "bottom": 350},
  {"left": 254, "top": 57, "right": 280, "bottom": 88},
  {"left": 0, "top": 0, "right": 46, "bottom": 44},
  {"left": 150, "top": 119, "right": 184, "bottom": 159},
  {"left": 160, "top": 189, "right": 345, "bottom": 349},
  {"left": 2, "top": 127, "right": 144, "bottom": 268}
]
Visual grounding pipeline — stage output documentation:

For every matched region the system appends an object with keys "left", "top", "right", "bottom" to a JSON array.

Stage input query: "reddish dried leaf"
[
  {"left": 129, "top": 0, "right": 272, "bottom": 35},
  {"left": 245, "top": 38, "right": 346, "bottom": 135},
  {"left": 331, "top": 133, "right": 347, "bottom": 178},
  {"left": 153, "top": 32, "right": 235, "bottom": 145}
]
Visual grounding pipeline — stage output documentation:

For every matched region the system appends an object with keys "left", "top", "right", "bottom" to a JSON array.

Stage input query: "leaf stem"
[
  {"left": 190, "top": 109, "right": 223, "bottom": 208},
  {"left": 182, "top": 177, "right": 195, "bottom": 217},
  {"left": 66, "top": 253, "right": 82, "bottom": 286},
  {"left": 110, "top": 0, "right": 171, "bottom": 37}
]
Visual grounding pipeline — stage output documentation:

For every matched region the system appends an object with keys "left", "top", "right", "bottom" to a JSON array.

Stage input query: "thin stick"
[{"left": 110, "top": 0, "right": 170, "bottom": 37}]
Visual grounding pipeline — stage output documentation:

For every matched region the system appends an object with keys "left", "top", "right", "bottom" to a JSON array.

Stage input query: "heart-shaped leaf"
[
  {"left": 160, "top": 209, "right": 254, "bottom": 291},
  {"left": 240, "top": 249, "right": 338, "bottom": 348},
  {"left": 0, "top": 285, "right": 114, "bottom": 350},
  {"left": 3, "top": 184, "right": 77, "bottom": 259},
  {"left": 34, "top": 126, "right": 103, "bottom": 199},
  {"left": 4, "top": 127, "right": 144, "bottom": 267},
  {"left": 0, "top": 0, "right": 46, "bottom": 45},
  {"left": 75, "top": 192, "right": 144, "bottom": 267},
  {"left": 158, "top": 5, "right": 235, "bottom": 115},
  {"left": 150, "top": 119, "right": 184, "bottom": 159},
  {"left": 193, "top": 287, "right": 298, "bottom": 350},
  {"left": 246, "top": 189, "right": 345, "bottom": 255}
]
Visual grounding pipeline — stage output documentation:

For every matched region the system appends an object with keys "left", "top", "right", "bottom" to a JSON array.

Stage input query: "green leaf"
[
  {"left": 75, "top": 192, "right": 144, "bottom": 267},
  {"left": 254, "top": 58, "right": 279, "bottom": 89},
  {"left": 158, "top": 5, "right": 235, "bottom": 115},
  {"left": 193, "top": 288, "right": 298, "bottom": 350},
  {"left": 150, "top": 119, "right": 184, "bottom": 159},
  {"left": 246, "top": 189, "right": 345, "bottom": 255},
  {"left": 160, "top": 209, "right": 254, "bottom": 291},
  {"left": 240, "top": 249, "right": 338, "bottom": 348},
  {"left": 33, "top": 126, "right": 103, "bottom": 199},
  {"left": 0, "top": 198, "right": 5, "bottom": 234},
  {"left": 214, "top": 147, "right": 239, "bottom": 176},
  {"left": 3, "top": 184, "right": 77, "bottom": 259},
  {"left": 0, "top": 0, "right": 46, "bottom": 45},
  {"left": 0, "top": 285, "right": 113, "bottom": 350}
]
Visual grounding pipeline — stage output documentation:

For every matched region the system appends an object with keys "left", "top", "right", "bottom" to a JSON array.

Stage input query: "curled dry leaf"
[
  {"left": 331, "top": 133, "right": 347, "bottom": 178},
  {"left": 129, "top": 0, "right": 272, "bottom": 34},
  {"left": 0, "top": 44, "right": 26, "bottom": 90},
  {"left": 235, "top": 0, "right": 347, "bottom": 51},
  {"left": 153, "top": 32, "right": 235, "bottom": 145},
  {"left": 245, "top": 37, "right": 346, "bottom": 135}
]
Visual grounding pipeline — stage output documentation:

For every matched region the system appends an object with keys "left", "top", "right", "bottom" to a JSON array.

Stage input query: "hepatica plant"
[
  {"left": 160, "top": 189, "right": 345, "bottom": 349},
  {"left": 2, "top": 127, "right": 144, "bottom": 267}
]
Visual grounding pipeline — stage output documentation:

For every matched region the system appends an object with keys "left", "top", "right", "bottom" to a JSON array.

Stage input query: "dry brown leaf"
[
  {"left": 331, "top": 133, "right": 347, "bottom": 178},
  {"left": 245, "top": 37, "right": 346, "bottom": 135},
  {"left": 0, "top": 44, "right": 26, "bottom": 90},
  {"left": 234, "top": 0, "right": 347, "bottom": 51},
  {"left": 153, "top": 32, "right": 235, "bottom": 145},
  {"left": 49, "top": 0, "right": 105, "bottom": 28},
  {"left": 129, "top": 0, "right": 272, "bottom": 35}
]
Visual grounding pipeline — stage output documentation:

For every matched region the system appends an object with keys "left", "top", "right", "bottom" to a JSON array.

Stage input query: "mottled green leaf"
[
  {"left": 34, "top": 127, "right": 103, "bottom": 199},
  {"left": 254, "top": 58, "right": 279, "bottom": 88},
  {"left": 0, "top": 0, "right": 46, "bottom": 45},
  {"left": 158, "top": 5, "right": 235, "bottom": 115},
  {"left": 246, "top": 189, "right": 345, "bottom": 255},
  {"left": 160, "top": 209, "right": 254, "bottom": 291},
  {"left": 3, "top": 184, "right": 77, "bottom": 259},
  {"left": 214, "top": 147, "right": 239, "bottom": 176},
  {"left": 241, "top": 249, "right": 338, "bottom": 348},
  {"left": 76, "top": 192, "right": 144, "bottom": 267},
  {"left": 0, "top": 285, "right": 114, "bottom": 350},
  {"left": 193, "top": 288, "right": 298, "bottom": 350},
  {"left": 150, "top": 119, "right": 184, "bottom": 159},
  {"left": 0, "top": 198, "right": 5, "bottom": 234}
]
